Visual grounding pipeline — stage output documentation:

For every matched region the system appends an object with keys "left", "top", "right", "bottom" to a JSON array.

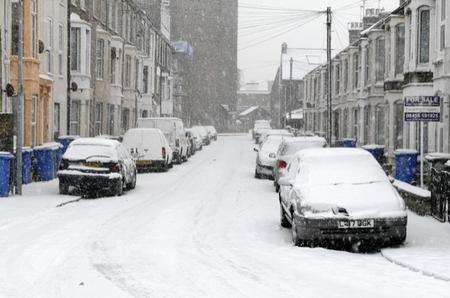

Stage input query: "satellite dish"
[
  {"left": 71, "top": 82, "right": 78, "bottom": 92},
  {"left": 38, "top": 40, "right": 45, "bottom": 54},
  {"left": 5, "top": 84, "right": 15, "bottom": 97}
]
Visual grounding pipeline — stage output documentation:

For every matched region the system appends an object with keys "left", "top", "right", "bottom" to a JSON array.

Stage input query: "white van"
[
  {"left": 122, "top": 128, "right": 173, "bottom": 172},
  {"left": 138, "top": 117, "right": 188, "bottom": 164}
]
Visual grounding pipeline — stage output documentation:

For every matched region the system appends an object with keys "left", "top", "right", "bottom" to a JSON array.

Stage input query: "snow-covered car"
[
  {"left": 122, "top": 128, "right": 173, "bottom": 172},
  {"left": 205, "top": 126, "right": 218, "bottom": 141},
  {"left": 278, "top": 148, "right": 407, "bottom": 248},
  {"left": 186, "top": 128, "right": 203, "bottom": 151},
  {"left": 254, "top": 135, "right": 290, "bottom": 179},
  {"left": 192, "top": 126, "right": 210, "bottom": 146},
  {"left": 57, "top": 138, "right": 137, "bottom": 196},
  {"left": 258, "top": 129, "right": 293, "bottom": 145},
  {"left": 273, "top": 136, "right": 327, "bottom": 192},
  {"left": 253, "top": 120, "right": 271, "bottom": 142},
  {"left": 185, "top": 130, "right": 196, "bottom": 157}
]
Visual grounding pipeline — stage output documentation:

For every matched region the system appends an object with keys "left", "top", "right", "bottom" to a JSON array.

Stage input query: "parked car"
[
  {"left": 138, "top": 117, "right": 188, "bottom": 164},
  {"left": 273, "top": 136, "right": 327, "bottom": 192},
  {"left": 258, "top": 129, "right": 293, "bottom": 145},
  {"left": 192, "top": 126, "right": 210, "bottom": 146},
  {"left": 187, "top": 128, "right": 203, "bottom": 151},
  {"left": 278, "top": 148, "right": 407, "bottom": 248},
  {"left": 205, "top": 126, "right": 218, "bottom": 141},
  {"left": 253, "top": 120, "right": 271, "bottom": 141},
  {"left": 122, "top": 128, "right": 173, "bottom": 172},
  {"left": 57, "top": 138, "right": 137, "bottom": 196},
  {"left": 254, "top": 135, "right": 290, "bottom": 179}
]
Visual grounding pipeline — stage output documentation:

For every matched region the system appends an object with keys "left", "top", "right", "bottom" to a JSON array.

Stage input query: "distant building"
[{"left": 171, "top": 0, "right": 238, "bottom": 131}]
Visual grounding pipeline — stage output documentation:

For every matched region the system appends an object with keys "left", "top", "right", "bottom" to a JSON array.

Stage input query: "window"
[
  {"left": 31, "top": 0, "right": 38, "bottom": 58},
  {"left": 364, "top": 106, "right": 370, "bottom": 144},
  {"left": 376, "top": 106, "right": 386, "bottom": 145},
  {"left": 110, "top": 47, "right": 116, "bottom": 84},
  {"left": 85, "top": 30, "right": 91, "bottom": 74},
  {"left": 58, "top": 24, "right": 64, "bottom": 75},
  {"left": 107, "top": 104, "right": 115, "bottom": 136},
  {"left": 418, "top": 8, "right": 431, "bottom": 64},
  {"left": 353, "top": 108, "right": 359, "bottom": 139},
  {"left": 395, "top": 24, "right": 405, "bottom": 75},
  {"left": 442, "top": 0, "right": 446, "bottom": 21},
  {"left": 335, "top": 64, "right": 340, "bottom": 95},
  {"left": 94, "top": 102, "right": 103, "bottom": 135},
  {"left": 365, "top": 45, "right": 370, "bottom": 86},
  {"left": 441, "top": 25, "right": 446, "bottom": 51},
  {"left": 45, "top": 18, "right": 54, "bottom": 73},
  {"left": 96, "top": 39, "right": 105, "bottom": 79},
  {"left": 122, "top": 108, "right": 130, "bottom": 134},
  {"left": 53, "top": 103, "right": 60, "bottom": 140},
  {"left": 135, "top": 58, "right": 140, "bottom": 90},
  {"left": 375, "top": 38, "right": 385, "bottom": 82},
  {"left": 70, "top": 27, "right": 81, "bottom": 71},
  {"left": 394, "top": 101, "right": 404, "bottom": 149},
  {"left": 70, "top": 100, "right": 81, "bottom": 135},
  {"left": 125, "top": 55, "right": 131, "bottom": 87},
  {"left": 344, "top": 59, "right": 348, "bottom": 92},
  {"left": 11, "top": 3, "right": 20, "bottom": 55},
  {"left": 31, "top": 96, "right": 38, "bottom": 146},
  {"left": 353, "top": 53, "right": 359, "bottom": 89},
  {"left": 143, "top": 66, "right": 149, "bottom": 94}
]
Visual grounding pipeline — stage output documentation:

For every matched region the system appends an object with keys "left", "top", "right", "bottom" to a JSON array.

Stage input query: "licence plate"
[
  {"left": 136, "top": 160, "right": 152, "bottom": 166},
  {"left": 338, "top": 219, "right": 375, "bottom": 229},
  {"left": 85, "top": 162, "right": 100, "bottom": 168}
]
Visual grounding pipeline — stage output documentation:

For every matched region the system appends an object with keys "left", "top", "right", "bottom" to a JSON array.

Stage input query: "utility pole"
[
  {"left": 326, "top": 7, "right": 332, "bottom": 146},
  {"left": 14, "top": 0, "right": 24, "bottom": 195},
  {"left": 289, "top": 57, "right": 293, "bottom": 123}
]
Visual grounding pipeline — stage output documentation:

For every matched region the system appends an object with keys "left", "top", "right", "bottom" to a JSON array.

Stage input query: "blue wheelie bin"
[
  {"left": 22, "top": 148, "right": 33, "bottom": 184},
  {"left": 342, "top": 138, "right": 357, "bottom": 148},
  {"left": 34, "top": 145, "right": 55, "bottom": 181},
  {"left": 362, "top": 145, "right": 385, "bottom": 163},
  {"left": 0, "top": 152, "right": 13, "bottom": 197},
  {"left": 58, "top": 136, "right": 79, "bottom": 154},
  {"left": 395, "top": 149, "right": 419, "bottom": 184}
]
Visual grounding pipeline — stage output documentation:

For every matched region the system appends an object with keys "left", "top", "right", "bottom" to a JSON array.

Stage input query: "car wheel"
[
  {"left": 291, "top": 215, "right": 302, "bottom": 246},
  {"left": 59, "top": 181, "right": 69, "bottom": 195},
  {"left": 113, "top": 179, "right": 124, "bottom": 196},
  {"left": 254, "top": 169, "right": 261, "bottom": 179},
  {"left": 127, "top": 171, "right": 137, "bottom": 190},
  {"left": 275, "top": 182, "right": 280, "bottom": 193},
  {"left": 280, "top": 203, "right": 291, "bottom": 228}
]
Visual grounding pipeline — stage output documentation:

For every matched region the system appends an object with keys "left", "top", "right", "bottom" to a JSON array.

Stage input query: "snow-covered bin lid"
[
  {"left": 0, "top": 151, "right": 13, "bottom": 158},
  {"left": 58, "top": 135, "right": 80, "bottom": 140},
  {"left": 425, "top": 153, "right": 450, "bottom": 162},
  {"left": 395, "top": 149, "right": 419, "bottom": 155},
  {"left": 362, "top": 144, "right": 385, "bottom": 150},
  {"left": 446, "top": 161, "right": 450, "bottom": 168},
  {"left": 34, "top": 142, "right": 63, "bottom": 151},
  {"left": 342, "top": 138, "right": 356, "bottom": 141},
  {"left": 393, "top": 180, "right": 431, "bottom": 198},
  {"left": 22, "top": 147, "right": 33, "bottom": 153}
]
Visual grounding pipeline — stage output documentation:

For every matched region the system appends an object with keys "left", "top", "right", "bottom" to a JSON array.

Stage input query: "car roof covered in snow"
[
  {"left": 283, "top": 136, "right": 326, "bottom": 144},
  {"left": 295, "top": 147, "right": 373, "bottom": 160},
  {"left": 70, "top": 137, "right": 120, "bottom": 148}
]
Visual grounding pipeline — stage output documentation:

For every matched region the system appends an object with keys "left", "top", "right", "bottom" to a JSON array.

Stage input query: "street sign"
[{"left": 404, "top": 96, "right": 442, "bottom": 122}]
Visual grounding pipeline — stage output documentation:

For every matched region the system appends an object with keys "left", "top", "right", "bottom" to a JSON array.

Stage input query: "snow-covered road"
[{"left": 0, "top": 135, "right": 448, "bottom": 297}]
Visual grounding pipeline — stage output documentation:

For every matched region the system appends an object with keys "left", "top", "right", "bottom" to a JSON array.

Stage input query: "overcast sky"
[{"left": 238, "top": 0, "right": 400, "bottom": 89}]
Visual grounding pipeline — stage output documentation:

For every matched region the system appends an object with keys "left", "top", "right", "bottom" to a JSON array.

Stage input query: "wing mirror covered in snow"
[{"left": 278, "top": 177, "right": 293, "bottom": 187}]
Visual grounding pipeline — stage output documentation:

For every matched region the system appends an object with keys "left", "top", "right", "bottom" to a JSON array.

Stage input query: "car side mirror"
[
  {"left": 278, "top": 177, "right": 293, "bottom": 187},
  {"left": 253, "top": 147, "right": 259, "bottom": 152}
]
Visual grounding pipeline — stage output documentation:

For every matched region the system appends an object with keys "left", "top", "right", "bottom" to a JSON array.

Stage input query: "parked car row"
[
  {"left": 252, "top": 128, "right": 408, "bottom": 250},
  {"left": 57, "top": 119, "right": 217, "bottom": 197}
]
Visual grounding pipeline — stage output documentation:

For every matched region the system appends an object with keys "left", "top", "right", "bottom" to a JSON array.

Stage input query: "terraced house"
[
  {"left": 69, "top": 0, "right": 172, "bottom": 137},
  {"left": 304, "top": 0, "right": 450, "bottom": 157}
]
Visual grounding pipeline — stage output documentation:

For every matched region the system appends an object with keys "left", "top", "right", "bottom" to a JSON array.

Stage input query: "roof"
[
  {"left": 239, "top": 106, "right": 259, "bottom": 117},
  {"left": 71, "top": 138, "right": 120, "bottom": 147}
]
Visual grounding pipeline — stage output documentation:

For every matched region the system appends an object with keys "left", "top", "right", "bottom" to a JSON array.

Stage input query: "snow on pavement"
[{"left": 0, "top": 135, "right": 449, "bottom": 297}]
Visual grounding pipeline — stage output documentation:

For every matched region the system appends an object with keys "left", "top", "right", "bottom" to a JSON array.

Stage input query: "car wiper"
[{"left": 84, "top": 155, "right": 111, "bottom": 160}]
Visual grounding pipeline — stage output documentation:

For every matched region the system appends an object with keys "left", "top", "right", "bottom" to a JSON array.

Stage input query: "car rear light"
[
  {"left": 277, "top": 160, "right": 287, "bottom": 169},
  {"left": 59, "top": 160, "right": 68, "bottom": 170},
  {"left": 162, "top": 147, "right": 166, "bottom": 158},
  {"left": 110, "top": 163, "right": 121, "bottom": 173}
]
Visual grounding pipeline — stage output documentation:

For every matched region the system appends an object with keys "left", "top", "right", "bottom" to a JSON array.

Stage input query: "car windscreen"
[
  {"left": 65, "top": 144, "right": 115, "bottom": 161},
  {"left": 261, "top": 139, "right": 282, "bottom": 153},
  {"left": 303, "top": 155, "right": 387, "bottom": 186}
]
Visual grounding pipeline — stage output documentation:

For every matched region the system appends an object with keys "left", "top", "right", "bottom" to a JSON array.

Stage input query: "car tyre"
[
  {"left": 280, "top": 204, "right": 291, "bottom": 228},
  {"left": 254, "top": 169, "right": 261, "bottom": 179},
  {"left": 291, "top": 216, "right": 302, "bottom": 247},
  {"left": 113, "top": 179, "right": 124, "bottom": 196},
  {"left": 127, "top": 171, "right": 137, "bottom": 190},
  {"left": 59, "top": 181, "right": 69, "bottom": 195}
]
